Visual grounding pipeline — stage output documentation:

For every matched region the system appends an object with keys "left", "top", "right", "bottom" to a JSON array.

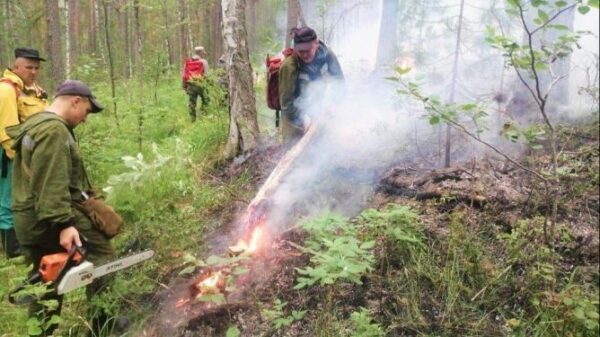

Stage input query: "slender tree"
[
  {"left": 46, "top": 0, "right": 65, "bottom": 89},
  {"left": 88, "top": 0, "right": 98, "bottom": 54},
  {"left": 67, "top": 0, "right": 80, "bottom": 76},
  {"left": 160, "top": 0, "right": 175, "bottom": 67},
  {"left": 211, "top": 1, "right": 224, "bottom": 65},
  {"left": 132, "top": 0, "right": 143, "bottom": 76},
  {"left": 222, "top": 0, "right": 260, "bottom": 158},
  {"left": 116, "top": 0, "right": 130, "bottom": 78},
  {"left": 285, "top": 0, "right": 303, "bottom": 48},
  {"left": 375, "top": 0, "right": 400, "bottom": 68},
  {"left": 179, "top": 0, "right": 190, "bottom": 61},
  {"left": 102, "top": 0, "right": 119, "bottom": 127},
  {"left": 444, "top": 0, "right": 465, "bottom": 168}
]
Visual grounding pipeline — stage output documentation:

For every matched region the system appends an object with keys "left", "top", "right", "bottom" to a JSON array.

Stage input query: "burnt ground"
[{"left": 139, "top": 123, "right": 599, "bottom": 337}]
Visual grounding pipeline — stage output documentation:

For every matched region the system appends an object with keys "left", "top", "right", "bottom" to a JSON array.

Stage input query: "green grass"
[{"left": 291, "top": 205, "right": 598, "bottom": 337}]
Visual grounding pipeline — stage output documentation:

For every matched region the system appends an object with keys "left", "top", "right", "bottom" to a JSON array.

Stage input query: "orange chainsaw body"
[{"left": 39, "top": 251, "right": 83, "bottom": 283}]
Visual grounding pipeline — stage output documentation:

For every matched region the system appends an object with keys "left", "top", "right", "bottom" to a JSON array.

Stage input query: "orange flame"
[
  {"left": 230, "top": 226, "right": 265, "bottom": 255},
  {"left": 196, "top": 271, "right": 225, "bottom": 295}
]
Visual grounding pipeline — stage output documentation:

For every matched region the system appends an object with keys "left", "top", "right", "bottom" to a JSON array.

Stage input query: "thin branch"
[
  {"left": 406, "top": 87, "right": 548, "bottom": 181},
  {"left": 517, "top": 3, "right": 554, "bottom": 132},
  {"left": 530, "top": 4, "right": 577, "bottom": 36},
  {"left": 510, "top": 52, "right": 542, "bottom": 106},
  {"left": 542, "top": 72, "right": 569, "bottom": 102}
]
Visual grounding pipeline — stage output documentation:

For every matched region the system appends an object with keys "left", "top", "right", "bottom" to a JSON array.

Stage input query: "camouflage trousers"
[{"left": 186, "top": 84, "right": 209, "bottom": 120}]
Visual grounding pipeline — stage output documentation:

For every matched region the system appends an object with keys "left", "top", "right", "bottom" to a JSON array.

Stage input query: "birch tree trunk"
[
  {"left": 222, "top": 0, "right": 259, "bottom": 159},
  {"left": 46, "top": 0, "right": 65, "bottom": 88},
  {"left": 375, "top": 0, "right": 400, "bottom": 68}
]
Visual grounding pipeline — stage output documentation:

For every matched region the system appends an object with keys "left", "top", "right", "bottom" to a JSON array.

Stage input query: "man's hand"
[{"left": 59, "top": 226, "right": 82, "bottom": 252}]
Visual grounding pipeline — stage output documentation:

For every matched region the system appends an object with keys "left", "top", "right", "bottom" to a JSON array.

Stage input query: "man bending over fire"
[{"left": 278, "top": 26, "right": 344, "bottom": 144}]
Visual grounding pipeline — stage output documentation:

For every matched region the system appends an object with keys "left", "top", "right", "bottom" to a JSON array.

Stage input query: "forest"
[{"left": 0, "top": 0, "right": 599, "bottom": 336}]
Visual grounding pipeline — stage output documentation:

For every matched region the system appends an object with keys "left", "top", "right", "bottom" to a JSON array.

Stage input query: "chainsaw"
[{"left": 8, "top": 245, "right": 154, "bottom": 304}]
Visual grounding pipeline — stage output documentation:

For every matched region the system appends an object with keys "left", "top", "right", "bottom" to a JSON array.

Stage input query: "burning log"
[
  {"left": 228, "top": 225, "right": 265, "bottom": 256},
  {"left": 243, "top": 125, "right": 319, "bottom": 231}
]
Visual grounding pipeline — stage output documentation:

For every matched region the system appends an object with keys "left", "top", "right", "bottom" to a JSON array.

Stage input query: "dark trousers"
[
  {"left": 186, "top": 83, "right": 209, "bottom": 119},
  {"left": 1, "top": 227, "right": 20, "bottom": 257}
]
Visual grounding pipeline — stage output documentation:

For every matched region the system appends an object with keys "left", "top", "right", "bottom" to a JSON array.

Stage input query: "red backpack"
[
  {"left": 266, "top": 48, "right": 294, "bottom": 126},
  {"left": 183, "top": 58, "right": 205, "bottom": 83}
]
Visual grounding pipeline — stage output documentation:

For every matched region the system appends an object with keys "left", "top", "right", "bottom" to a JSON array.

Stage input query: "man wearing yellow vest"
[{"left": 0, "top": 48, "right": 48, "bottom": 257}]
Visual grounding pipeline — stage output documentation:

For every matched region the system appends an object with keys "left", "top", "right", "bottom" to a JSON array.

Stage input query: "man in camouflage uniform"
[
  {"left": 7, "top": 80, "right": 116, "bottom": 336},
  {"left": 278, "top": 27, "right": 344, "bottom": 144},
  {"left": 0, "top": 48, "right": 48, "bottom": 257}
]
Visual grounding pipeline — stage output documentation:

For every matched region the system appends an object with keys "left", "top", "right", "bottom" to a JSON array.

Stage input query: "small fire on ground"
[{"left": 188, "top": 225, "right": 267, "bottom": 301}]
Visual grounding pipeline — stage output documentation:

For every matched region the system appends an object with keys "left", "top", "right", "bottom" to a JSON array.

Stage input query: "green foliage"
[
  {"left": 261, "top": 299, "right": 306, "bottom": 330},
  {"left": 349, "top": 308, "right": 385, "bottom": 337},
  {"left": 226, "top": 325, "right": 241, "bottom": 337},
  {"left": 498, "top": 218, "right": 599, "bottom": 337},
  {"left": 294, "top": 213, "right": 375, "bottom": 289}
]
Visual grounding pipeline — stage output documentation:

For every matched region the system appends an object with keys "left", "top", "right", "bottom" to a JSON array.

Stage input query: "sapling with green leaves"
[{"left": 392, "top": 0, "right": 598, "bottom": 246}]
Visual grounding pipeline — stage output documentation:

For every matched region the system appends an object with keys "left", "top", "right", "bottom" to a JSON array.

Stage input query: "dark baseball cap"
[
  {"left": 293, "top": 27, "right": 317, "bottom": 51},
  {"left": 55, "top": 80, "right": 104, "bottom": 113},
  {"left": 14, "top": 48, "right": 46, "bottom": 61}
]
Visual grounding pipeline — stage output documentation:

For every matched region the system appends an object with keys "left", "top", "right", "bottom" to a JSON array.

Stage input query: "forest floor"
[
  {"left": 0, "top": 73, "right": 597, "bottom": 337},
  {"left": 140, "top": 119, "right": 599, "bottom": 337}
]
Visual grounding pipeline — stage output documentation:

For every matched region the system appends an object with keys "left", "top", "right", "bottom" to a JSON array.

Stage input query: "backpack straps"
[{"left": 0, "top": 78, "right": 20, "bottom": 98}]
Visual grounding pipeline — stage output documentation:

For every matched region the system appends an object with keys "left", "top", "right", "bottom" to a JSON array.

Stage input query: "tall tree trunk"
[
  {"left": 1, "top": 0, "right": 11, "bottom": 67},
  {"left": 102, "top": 0, "right": 119, "bottom": 127},
  {"left": 116, "top": 0, "right": 130, "bottom": 78},
  {"left": 178, "top": 0, "right": 189, "bottom": 62},
  {"left": 222, "top": 0, "right": 259, "bottom": 159},
  {"left": 67, "top": 0, "right": 80, "bottom": 75},
  {"left": 375, "top": 0, "right": 400, "bottom": 68},
  {"left": 160, "top": 0, "right": 175, "bottom": 66},
  {"left": 210, "top": 1, "right": 223, "bottom": 65},
  {"left": 46, "top": 0, "right": 65, "bottom": 89},
  {"left": 444, "top": 0, "right": 465, "bottom": 168},
  {"left": 132, "top": 0, "right": 143, "bottom": 76},
  {"left": 285, "top": 0, "right": 301, "bottom": 48},
  {"left": 88, "top": 0, "right": 98, "bottom": 54},
  {"left": 247, "top": 0, "right": 257, "bottom": 53}
]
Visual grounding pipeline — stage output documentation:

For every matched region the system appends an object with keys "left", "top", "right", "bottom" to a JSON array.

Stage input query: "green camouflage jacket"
[{"left": 6, "top": 112, "right": 88, "bottom": 245}]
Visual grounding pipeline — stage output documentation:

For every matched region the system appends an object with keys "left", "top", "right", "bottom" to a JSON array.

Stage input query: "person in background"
[
  {"left": 0, "top": 47, "right": 48, "bottom": 258},
  {"left": 278, "top": 26, "right": 344, "bottom": 144},
  {"left": 182, "top": 46, "right": 210, "bottom": 122}
]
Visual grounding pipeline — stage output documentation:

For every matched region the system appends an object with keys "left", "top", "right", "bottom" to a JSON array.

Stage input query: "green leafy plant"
[
  {"left": 260, "top": 299, "right": 306, "bottom": 330},
  {"left": 294, "top": 213, "right": 375, "bottom": 289},
  {"left": 349, "top": 307, "right": 385, "bottom": 337}
]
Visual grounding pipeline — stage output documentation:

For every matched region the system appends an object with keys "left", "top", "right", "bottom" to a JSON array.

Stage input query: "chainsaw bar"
[
  {"left": 94, "top": 249, "right": 155, "bottom": 279},
  {"left": 57, "top": 249, "right": 154, "bottom": 294}
]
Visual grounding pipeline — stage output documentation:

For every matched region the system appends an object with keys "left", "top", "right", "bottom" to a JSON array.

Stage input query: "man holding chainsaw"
[
  {"left": 278, "top": 26, "right": 344, "bottom": 144},
  {"left": 7, "top": 80, "right": 118, "bottom": 336}
]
